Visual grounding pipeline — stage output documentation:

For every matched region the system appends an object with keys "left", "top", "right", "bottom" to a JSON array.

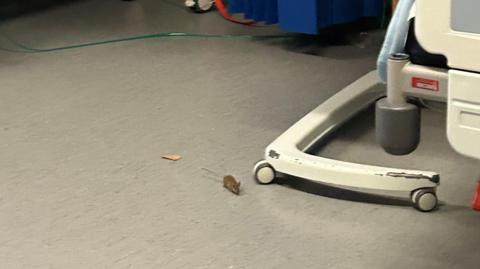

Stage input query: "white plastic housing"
[
  {"left": 416, "top": 0, "right": 480, "bottom": 72},
  {"left": 447, "top": 70, "right": 480, "bottom": 159}
]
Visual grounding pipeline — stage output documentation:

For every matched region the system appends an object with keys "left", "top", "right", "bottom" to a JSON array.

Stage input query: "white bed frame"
[{"left": 254, "top": 0, "right": 480, "bottom": 212}]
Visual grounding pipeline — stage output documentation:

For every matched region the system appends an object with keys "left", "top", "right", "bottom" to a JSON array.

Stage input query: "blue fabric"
[
  {"left": 243, "top": 0, "right": 253, "bottom": 19},
  {"left": 264, "top": 0, "right": 278, "bottom": 24},
  {"left": 227, "top": 0, "right": 244, "bottom": 13},
  {"left": 228, "top": 0, "right": 279, "bottom": 25},
  {"left": 252, "top": 0, "right": 265, "bottom": 21},
  {"left": 278, "top": 0, "right": 318, "bottom": 34},
  {"left": 228, "top": 0, "right": 384, "bottom": 34}
]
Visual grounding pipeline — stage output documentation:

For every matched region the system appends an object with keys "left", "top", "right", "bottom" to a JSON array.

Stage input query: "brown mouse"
[{"left": 223, "top": 175, "right": 241, "bottom": 195}]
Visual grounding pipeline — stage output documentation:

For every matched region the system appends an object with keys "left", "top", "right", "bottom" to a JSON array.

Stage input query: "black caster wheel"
[
  {"left": 185, "top": 0, "right": 215, "bottom": 13},
  {"left": 253, "top": 160, "right": 276, "bottom": 184},
  {"left": 411, "top": 188, "right": 438, "bottom": 212}
]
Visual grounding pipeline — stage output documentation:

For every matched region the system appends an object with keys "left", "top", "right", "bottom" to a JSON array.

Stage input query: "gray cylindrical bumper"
[{"left": 375, "top": 98, "right": 421, "bottom": 155}]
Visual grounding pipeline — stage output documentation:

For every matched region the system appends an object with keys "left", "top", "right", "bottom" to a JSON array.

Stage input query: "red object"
[
  {"left": 412, "top": 77, "right": 440, "bottom": 92},
  {"left": 472, "top": 181, "right": 480, "bottom": 211},
  {"left": 214, "top": 0, "right": 255, "bottom": 25}
]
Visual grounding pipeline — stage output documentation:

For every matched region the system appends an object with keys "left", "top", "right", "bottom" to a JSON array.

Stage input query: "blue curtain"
[{"left": 227, "top": 0, "right": 384, "bottom": 34}]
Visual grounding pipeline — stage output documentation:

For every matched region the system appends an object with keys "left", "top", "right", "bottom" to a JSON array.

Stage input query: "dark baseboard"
[{"left": 0, "top": 0, "right": 77, "bottom": 18}]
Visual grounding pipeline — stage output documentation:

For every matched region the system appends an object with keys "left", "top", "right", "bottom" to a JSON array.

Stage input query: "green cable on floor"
[{"left": 0, "top": 30, "right": 290, "bottom": 53}]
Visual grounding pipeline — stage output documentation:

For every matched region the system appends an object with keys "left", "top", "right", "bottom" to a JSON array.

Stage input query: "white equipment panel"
[
  {"left": 416, "top": 0, "right": 480, "bottom": 159},
  {"left": 416, "top": 0, "right": 480, "bottom": 73},
  {"left": 448, "top": 70, "right": 480, "bottom": 159}
]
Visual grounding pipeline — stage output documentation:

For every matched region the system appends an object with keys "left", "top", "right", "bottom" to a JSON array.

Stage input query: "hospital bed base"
[{"left": 253, "top": 71, "right": 440, "bottom": 212}]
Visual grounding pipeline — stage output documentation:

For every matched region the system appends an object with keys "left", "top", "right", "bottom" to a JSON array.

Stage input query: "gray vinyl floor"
[{"left": 0, "top": 1, "right": 479, "bottom": 268}]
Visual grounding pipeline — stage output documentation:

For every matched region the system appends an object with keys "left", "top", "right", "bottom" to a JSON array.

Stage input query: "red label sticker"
[{"left": 412, "top": 77, "right": 439, "bottom": 91}]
